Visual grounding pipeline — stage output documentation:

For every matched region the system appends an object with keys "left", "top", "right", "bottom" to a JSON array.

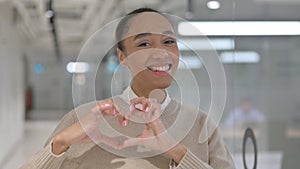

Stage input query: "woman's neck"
[{"left": 131, "top": 82, "right": 166, "bottom": 104}]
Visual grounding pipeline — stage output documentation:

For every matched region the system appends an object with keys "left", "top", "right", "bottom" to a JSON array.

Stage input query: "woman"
[{"left": 21, "top": 8, "right": 235, "bottom": 169}]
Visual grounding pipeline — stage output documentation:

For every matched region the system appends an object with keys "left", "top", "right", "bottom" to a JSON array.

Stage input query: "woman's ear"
[{"left": 117, "top": 48, "right": 127, "bottom": 66}]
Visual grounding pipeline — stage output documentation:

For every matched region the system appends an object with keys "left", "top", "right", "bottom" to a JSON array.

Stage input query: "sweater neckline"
[{"left": 112, "top": 96, "right": 180, "bottom": 118}]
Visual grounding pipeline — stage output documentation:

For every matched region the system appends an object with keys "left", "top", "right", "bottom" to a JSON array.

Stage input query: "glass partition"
[{"left": 69, "top": 1, "right": 300, "bottom": 168}]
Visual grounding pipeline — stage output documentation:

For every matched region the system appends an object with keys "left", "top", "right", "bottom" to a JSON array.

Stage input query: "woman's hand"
[
  {"left": 52, "top": 99, "right": 128, "bottom": 155},
  {"left": 119, "top": 97, "right": 187, "bottom": 163}
]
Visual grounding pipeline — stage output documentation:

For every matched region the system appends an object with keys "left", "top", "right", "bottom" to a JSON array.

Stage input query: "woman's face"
[{"left": 118, "top": 12, "right": 179, "bottom": 90}]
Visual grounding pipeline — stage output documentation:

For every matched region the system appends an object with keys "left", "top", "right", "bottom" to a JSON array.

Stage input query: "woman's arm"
[
  {"left": 20, "top": 100, "right": 126, "bottom": 169},
  {"left": 20, "top": 110, "right": 78, "bottom": 169},
  {"left": 173, "top": 115, "right": 235, "bottom": 169}
]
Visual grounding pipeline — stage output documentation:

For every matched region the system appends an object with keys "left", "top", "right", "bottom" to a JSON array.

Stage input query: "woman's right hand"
[{"left": 52, "top": 99, "right": 128, "bottom": 155}]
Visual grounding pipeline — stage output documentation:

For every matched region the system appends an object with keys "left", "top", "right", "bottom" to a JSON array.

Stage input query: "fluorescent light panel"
[
  {"left": 220, "top": 51, "right": 260, "bottom": 63},
  {"left": 66, "top": 62, "right": 90, "bottom": 73},
  {"left": 178, "top": 38, "right": 234, "bottom": 51},
  {"left": 179, "top": 56, "right": 202, "bottom": 69},
  {"left": 178, "top": 21, "right": 300, "bottom": 36},
  {"left": 179, "top": 51, "right": 259, "bottom": 69}
]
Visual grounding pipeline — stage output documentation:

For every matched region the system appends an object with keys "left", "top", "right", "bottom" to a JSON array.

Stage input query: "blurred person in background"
[{"left": 224, "top": 98, "right": 265, "bottom": 129}]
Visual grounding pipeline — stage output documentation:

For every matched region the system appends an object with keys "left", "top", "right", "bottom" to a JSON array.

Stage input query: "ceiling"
[{"left": 10, "top": 0, "right": 300, "bottom": 58}]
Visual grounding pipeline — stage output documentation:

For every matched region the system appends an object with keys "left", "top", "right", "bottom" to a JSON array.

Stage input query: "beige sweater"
[{"left": 21, "top": 97, "right": 235, "bottom": 169}]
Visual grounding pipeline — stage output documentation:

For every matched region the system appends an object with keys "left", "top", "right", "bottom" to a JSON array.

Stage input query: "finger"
[
  {"left": 130, "top": 97, "right": 150, "bottom": 111},
  {"left": 111, "top": 108, "right": 117, "bottom": 117},
  {"left": 118, "top": 137, "right": 141, "bottom": 149},
  {"left": 111, "top": 107, "right": 124, "bottom": 118},
  {"left": 96, "top": 98, "right": 115, "bottom": 111},
  {"left": 118, "top": 116, "right": 129, "bottom": 127},
  {"left": 92, "top": 103, "right": 113, "bottom": 114},
  {"left": 101, "top": 109, "right": 113, "bottom": 116},
  {"left": 147, "top": 119, "right": 166, "bottom": 135},
  {"left": 146, "top": 98, "right": 162, "bottom": 120},
  {"left": 142, "top": 99, "right": 154, "bottom": 112},
  {"left": 97, "top": 98, "right": 113, "bottom": 106},
  {"left": 134, "top": 99, "right": 154, "bottom": 120},
  {"left": 146, "top": 109, "right": 154, "bottom": 121},
  {"left": 147, "top": 107, "right": 161, "bottom": 122},
  {"left": 100, "top": 106, "right": 127, "bottom": 126},
  {"left": 129, "top": 108, "right": 146, "bottom": 119},
  {"left": 93, "top": 102, "right": 124, "bottom": 117},
  {"left": 130, "top": 97, "right": 146, "bottom": 104}
]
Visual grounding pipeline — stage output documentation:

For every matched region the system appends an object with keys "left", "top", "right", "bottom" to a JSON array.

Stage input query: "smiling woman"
[{"left": 20, "top": 8, "right": 235, "bottom": 169}]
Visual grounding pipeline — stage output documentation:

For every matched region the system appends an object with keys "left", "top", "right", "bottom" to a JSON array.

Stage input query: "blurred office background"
[{"left": 0, "top": 0, "right": 300, "bottom": 168}]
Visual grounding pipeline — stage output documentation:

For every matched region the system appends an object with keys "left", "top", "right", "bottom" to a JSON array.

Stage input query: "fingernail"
[
  {"left": 104, "top": 103, "right": 110, "bottom": 107},
  {"left": 145, "top": 107, "right": 150, "bottom": 112},
  {"left": 122, "top": 120, "right": 128, "bottom": 126}
]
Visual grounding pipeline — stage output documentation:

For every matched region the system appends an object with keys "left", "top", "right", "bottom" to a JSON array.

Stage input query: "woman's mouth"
[
  {"left": 147, "top": 64, "right": 172, "bottom": 76},
  {"left": 147, "top": 64, "right": 171, "bottom": 72}
]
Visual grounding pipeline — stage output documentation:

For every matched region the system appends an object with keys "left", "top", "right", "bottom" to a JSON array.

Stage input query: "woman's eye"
[
  {"left": 138, "top": 42, "right": 151, "bottom": 47},
  {"left": 164, "top": 39, "right": 176, "bottom": 45}
]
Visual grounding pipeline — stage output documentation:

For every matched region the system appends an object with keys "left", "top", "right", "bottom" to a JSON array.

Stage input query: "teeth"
[{"left": 148, "top": 65, "right": 170, "bottom": 72}]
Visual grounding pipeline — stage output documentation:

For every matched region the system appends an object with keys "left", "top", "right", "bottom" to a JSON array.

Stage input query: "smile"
[{"left": 147, "top": 64, "right": 172, "bottom": 72}]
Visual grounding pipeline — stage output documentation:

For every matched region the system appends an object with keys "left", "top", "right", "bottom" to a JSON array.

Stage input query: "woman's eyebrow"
[
  {"left": 132, "top": 31, "right": 175, "bottom": 41},
  {"left": 133, "top": 33, "right": 152, "bottom": 41}
]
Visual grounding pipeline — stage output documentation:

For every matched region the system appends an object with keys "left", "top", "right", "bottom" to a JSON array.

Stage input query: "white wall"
[
  {"left": 0, "top": 2, "right": 25, "bottom": 166},
  {"left": 26, "top": 47, "right": 66, "bottom": 110}
]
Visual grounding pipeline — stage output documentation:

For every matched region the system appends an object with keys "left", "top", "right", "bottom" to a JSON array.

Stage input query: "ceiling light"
[
  {"left": 66, "top": 62, "right": 90, "bottom": 73},
  {"left": 220, "top": 51, "right": 260, "bottom": 63},
  {"left": 178, "top": 21, "right": 300, "bottom": 36},
  {"left": 45, "top": 10, "right": 54, "bottom": 18},
  {"left": 178, "top": 38, "right": 234, "bottom": 51},
  {"left": 207, "top": 1, "right": 221, "bottom": 10}
]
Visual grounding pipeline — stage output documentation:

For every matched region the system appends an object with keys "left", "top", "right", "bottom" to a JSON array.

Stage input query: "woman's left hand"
[{"left": 118, "top": 97, "right": 186, "bottom": 162}]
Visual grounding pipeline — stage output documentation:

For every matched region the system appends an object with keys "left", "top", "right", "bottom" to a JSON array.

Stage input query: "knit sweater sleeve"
[
  {"left": 169, "top": 148, "right": 211, "bottom": 169},
  {"left": 20, "top": 110, "right": 78, "bottom": 169},
  {"left": 172, "top": 115, "right": 235, "bottom": 169},
  {"left": 173, "top": 145, "right": 235, "bottom": 169},
  {"left": 206, "top": 117, "right": 235, "bottom": 169}
]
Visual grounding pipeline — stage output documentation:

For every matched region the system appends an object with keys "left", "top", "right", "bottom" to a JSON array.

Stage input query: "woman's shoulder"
[{"left": 171, "top": 99, "right": 208, "bottom": 117}]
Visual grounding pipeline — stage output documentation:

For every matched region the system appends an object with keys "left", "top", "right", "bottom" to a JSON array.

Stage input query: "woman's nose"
[{"left": 150, "top": 48, "right": 168, "bottom": 59}]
